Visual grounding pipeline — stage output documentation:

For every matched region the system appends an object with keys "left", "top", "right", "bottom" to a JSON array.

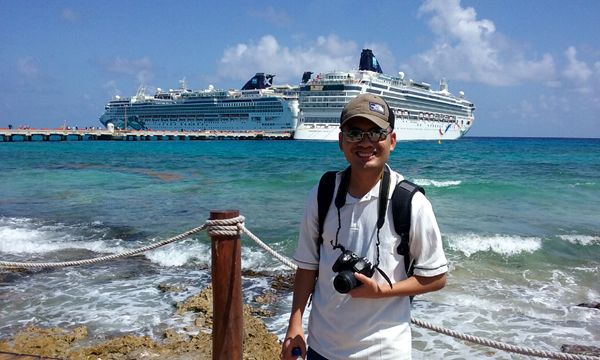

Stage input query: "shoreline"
[{"left": 0, "top": 278, "right": 293, "bottom": 359}]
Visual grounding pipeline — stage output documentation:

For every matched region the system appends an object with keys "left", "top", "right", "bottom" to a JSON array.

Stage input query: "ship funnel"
[
  {"left": 359, "top": 49, "right": 383, "bottom": 73},
  {"left": 301, "top": 71, "right": 313, "bottom": 84},
  {"left": 241, "top": 73, "right": 275, "bottom": 90},
  {"left": 439, "top": 78, "right": 448, "bottom": 92}
]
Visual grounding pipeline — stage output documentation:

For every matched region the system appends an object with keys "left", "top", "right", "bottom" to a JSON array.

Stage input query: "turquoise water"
[{"left": 1, "top": 138, "right": 599, "bottom": 358}]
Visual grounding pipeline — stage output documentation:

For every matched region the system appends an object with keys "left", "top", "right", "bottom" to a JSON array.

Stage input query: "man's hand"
[
  {"left": 280, "top": 334, "right": 306, "bottom": 360},
  {"left": 348, "top": 272, "right": 384, "bottom": 298}
]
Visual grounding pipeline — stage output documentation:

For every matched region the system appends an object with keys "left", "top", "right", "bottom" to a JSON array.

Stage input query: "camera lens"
[{"left": 333, "top": 270, "right": 359, "bottom": 293}]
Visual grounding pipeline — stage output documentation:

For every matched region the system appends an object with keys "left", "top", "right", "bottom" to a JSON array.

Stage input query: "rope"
[
  {"left": 0, "top": 217, "right": 247, "bottom": 270},
  {"left": 205, "top": 215, "right": 245, "bottom": 237},
  {"left": 239, "top": 224, "right": 298, "bottom": 270},
  {"left": 0, "top": 224, "right": 207, "bottom": 269},
  {"left": 410, "top": 318, "right": 600, "bottom": 360}
]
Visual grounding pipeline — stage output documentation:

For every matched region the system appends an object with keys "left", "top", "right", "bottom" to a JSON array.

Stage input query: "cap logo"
[{"left": 368, "top": 102, "right": 385, "bottom": 115}]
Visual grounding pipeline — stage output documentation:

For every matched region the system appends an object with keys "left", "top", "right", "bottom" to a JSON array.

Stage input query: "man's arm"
[
  {"left": 350, "top": 272, "right": 446, "bottom": 298},
  {"left": 281, "top": 268, "right": 318, "bottom": 360}
]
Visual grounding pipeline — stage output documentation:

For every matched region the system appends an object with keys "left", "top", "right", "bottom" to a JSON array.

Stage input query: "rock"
[
  {"left": 562, "top": 344, "right": 600, "bottom": 356},
  {"left": 158, "top": 282, "right": 187, "bottom": 293},
  {"left": 576, "top": 302, "right": 600, "bottom": 309},
  {"left": 0, "top": 325, "right": 88, "bottom": 359},
  {"left": 126, "top": 348, "right": 162, "bottom": 359},
  {"left": 0, "top": 284, "right": 281, "bottom": 360},
  {"left": 254, "top": 292, "right": 278, "bottom": 305},
  {"left": 176, "top": 286, "right": 213, "bottom": 316},
  {"left": 270, "top": 273, "right": 295, "bottom": 291}
]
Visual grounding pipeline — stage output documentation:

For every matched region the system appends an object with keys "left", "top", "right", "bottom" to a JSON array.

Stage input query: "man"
[{"left": 281, "top": 94, "right": 448, "bottom": 360}]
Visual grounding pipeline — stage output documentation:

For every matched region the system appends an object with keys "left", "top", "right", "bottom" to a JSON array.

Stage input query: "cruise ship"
[
  {"left": 294, "top": 49, "right": 475, "bottom": 141},
  {"left": 99, "top": 73, "right": 299, "bottom": 133}
]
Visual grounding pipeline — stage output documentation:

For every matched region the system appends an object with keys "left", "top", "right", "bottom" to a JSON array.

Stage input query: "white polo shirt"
[{"left": 293, "top": 168, "right": 448, "bottom": 360}]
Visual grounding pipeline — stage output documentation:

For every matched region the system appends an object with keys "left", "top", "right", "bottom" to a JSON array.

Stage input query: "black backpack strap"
[
  {"left": 391, "top": 180, "right": 425, "bottom": 277},
  {"left": 317, "top": 171, "right": 338, "bottom": 245}
]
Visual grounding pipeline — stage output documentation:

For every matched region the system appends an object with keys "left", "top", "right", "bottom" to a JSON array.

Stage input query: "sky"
[{"left": 1, "top": 0, "right": 599, "bottom": 138}]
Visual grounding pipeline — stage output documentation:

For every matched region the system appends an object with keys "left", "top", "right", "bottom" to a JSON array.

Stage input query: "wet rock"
[
  {"left": 158, "top": 282, "right": 187, "bottom": 293},
  {"left": 241, "top": 269, "right": 295, "bottom": 292},
  {"left": 0, "top": 285, "right": 281, "bottom": 360},
  {"left": 576, "top": 302, "right": 600, "bottom": 309},
  {"left": 254, "top": 292, "right": 278, "bottom": 305},
  {"left": 562, "top": 344, "right": 600, "bottom": 356},
  {"left": 0, "top": 325, "right": 87, "bottom": 358},
  {"left": 270, "top": 273, "right": 295, "bottom": 291},
  {"left": 250, "top": 307, "right": 274, "bottom": 317}
]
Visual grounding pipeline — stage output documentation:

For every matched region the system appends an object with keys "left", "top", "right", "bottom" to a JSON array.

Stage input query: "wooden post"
[{"left": 210, "top": 210, "right": 243, "bottom": 360}]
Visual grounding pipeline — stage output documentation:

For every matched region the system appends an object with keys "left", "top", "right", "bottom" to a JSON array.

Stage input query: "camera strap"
[{"left": 332, "top": 165, "right": 393, "bottom": 289}]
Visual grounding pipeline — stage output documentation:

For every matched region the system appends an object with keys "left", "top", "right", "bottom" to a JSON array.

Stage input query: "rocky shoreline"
[
  {"left": 0, "top": 283, "right": 286, "bottom": 360},
  {"left": 2, "top": 276, "right": 598, "bottom": 359}
]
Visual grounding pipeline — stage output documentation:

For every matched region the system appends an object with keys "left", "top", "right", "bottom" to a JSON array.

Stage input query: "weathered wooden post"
[{"left": 210, "top": 210, "right": 243, "bottom": 360}]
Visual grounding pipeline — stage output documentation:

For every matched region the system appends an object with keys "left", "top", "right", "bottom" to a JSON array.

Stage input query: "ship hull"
[
  {"left": 100, "top": 98, "right": 298, "bottom": 133},
  {"left": 294, "top": 119, "right": 470, "bottom": 141},
  {"left": 99, "top": 73, "right": 299, "bottom": 133},
  {"left": 294, "top": 49, "right": 475, "bottom": 142}
]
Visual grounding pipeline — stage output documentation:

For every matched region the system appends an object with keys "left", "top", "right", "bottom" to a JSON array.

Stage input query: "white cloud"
[
  {"left": 563, "top": 47, "right": 592, "bottom": 84},
  {"left": 61, "top": 8, "right": 80, "bottom": 23},
  {"left": 218, "top": 34, "right": 360, "bottom": 84},
  {"left": 105, "top": 57, "right": 153, "bottom": 84},
  {"left": 407, "top": 0, "right": 555, "bottom": 86},
  {"left": 103, "top": 80, "right": 121, "bottom": 97},
  {"left": 248, "top": 6, "right": 291, "bottom": 27},
  {"left": 16, "top": 56, "right": 40, "bottom": 78}
]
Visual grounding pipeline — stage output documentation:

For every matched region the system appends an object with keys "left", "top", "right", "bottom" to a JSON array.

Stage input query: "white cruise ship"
[
  {"left": 294, "top": 49, "right": 475, "bottom": 141},
  {"left": 99, "top": 73, "right": 299, "bottom": 133}
]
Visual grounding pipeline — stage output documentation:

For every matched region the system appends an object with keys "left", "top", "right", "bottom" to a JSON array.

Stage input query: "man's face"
[{"left": 338, "top": 117, "right": 396, "bottom": 172}]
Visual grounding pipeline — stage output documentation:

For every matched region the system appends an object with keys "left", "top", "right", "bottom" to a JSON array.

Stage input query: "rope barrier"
[
  {"left": 410, "top": 318, "right": 599, "bottom": 360},
  {"left": 206, "top": 215, "right": 245, "bottom": 237},
  {"left": 239, "top": 224, "right": 298, "bottom": 271},
  {"left": 0, "top": 224, "right": 207, "bottom": 269},
  {"left": 1, "top": 214, "right": 597, "bottom": 359}
]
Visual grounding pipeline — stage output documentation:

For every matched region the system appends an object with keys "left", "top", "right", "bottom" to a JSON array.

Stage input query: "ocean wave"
[
  {"left": 557, "top": 234, "right": 600, "bottom": 246},
  {"left": 0, "top": 216, "right": 292, "bottom": 272},
  {"left": 446, "top": 233, "right": 542, "bottom": 257},
  {"left": 144, "top": 239, "right": 211, "bottom": 267},
  {"left": 0, "top": 217, "right": 128, "bottom": 256},
  {"left": 0, "top": 226, "right": 64, "bottom": 253},
  {"left": 412, "top": 178, "right": 462, "bottom": 187}
]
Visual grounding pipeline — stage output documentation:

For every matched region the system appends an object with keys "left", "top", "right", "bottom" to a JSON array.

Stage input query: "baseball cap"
[{"left": 340, "top": 93, "right": 395, "bottom": 129}]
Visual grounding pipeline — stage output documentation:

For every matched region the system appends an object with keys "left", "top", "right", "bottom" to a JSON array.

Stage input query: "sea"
[{"left": 0, "top": 137, "right": 599, "bottom": 359}]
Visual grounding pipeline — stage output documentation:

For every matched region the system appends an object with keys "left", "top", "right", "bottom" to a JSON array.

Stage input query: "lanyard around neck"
[
  {"left": 330, "top": 165, "right": 393, "bottom": 289},
  {"left": 331, "top": 166, "right": 391, "bottom": 252}
]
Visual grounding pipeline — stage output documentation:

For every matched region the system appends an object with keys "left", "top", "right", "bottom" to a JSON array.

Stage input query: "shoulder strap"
[
  {"left": 391, "top": 180, "right": 425, "bottom": 277},
  {"left": 317, "top": 171, "right": 338, "bottom": 245}
]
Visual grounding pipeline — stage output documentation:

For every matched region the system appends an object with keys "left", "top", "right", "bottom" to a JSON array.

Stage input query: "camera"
[{"left": 331, "top": 250, "right": 375, "bottom": 293}]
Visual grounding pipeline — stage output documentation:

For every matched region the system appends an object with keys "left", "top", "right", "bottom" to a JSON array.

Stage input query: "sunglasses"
[{"left": 342, "top": 128, "right": 391, "bottom": 143}]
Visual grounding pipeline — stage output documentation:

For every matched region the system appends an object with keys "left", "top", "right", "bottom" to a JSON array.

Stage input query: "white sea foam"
[
  {"left": 558, "top": 234, "right": 600, "bottom": 246},
  {"left": 0, "top": 217, "right": 128, "bottom": 256},
  {"left": 446, "top": 233, "right": 542, "bottom": 257},
  {"left": 413, "top": 178, "right": 462, "bottom": 187},
  {"left": 144, "top": 238, "right": 211, "bottom": 267},
  {"left": 141, "top": 236, "right": 293, "bottom": 271},
  {"left": 0, "top": 226, "right": 64, "bottom": 253}
]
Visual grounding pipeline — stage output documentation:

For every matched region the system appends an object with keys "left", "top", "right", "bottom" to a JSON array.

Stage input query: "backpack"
[{"left": 316, "top": 169, "right": 425, "bottom": 278}]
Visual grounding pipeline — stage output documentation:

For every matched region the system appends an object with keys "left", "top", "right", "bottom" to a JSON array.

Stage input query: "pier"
[{"left": 0, "top": 128, "right": 293, "bottom": 142}]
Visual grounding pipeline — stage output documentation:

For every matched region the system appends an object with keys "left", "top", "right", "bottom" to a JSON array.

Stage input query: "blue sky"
[{"left": 1, "top": 0, "right": 599, "bottom": 138}]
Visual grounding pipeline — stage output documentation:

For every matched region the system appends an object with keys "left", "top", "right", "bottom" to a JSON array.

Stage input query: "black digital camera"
[{"left": 331, "top": 250, "right": 375, "bottom": 293}]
